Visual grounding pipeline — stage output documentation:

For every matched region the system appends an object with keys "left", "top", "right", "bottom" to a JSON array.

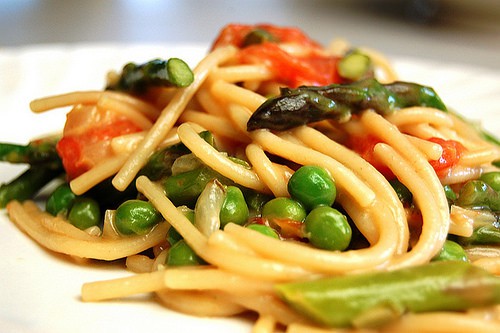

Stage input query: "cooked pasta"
[{"left": 2, "top": 23, "right": 500, "bottom": 332}]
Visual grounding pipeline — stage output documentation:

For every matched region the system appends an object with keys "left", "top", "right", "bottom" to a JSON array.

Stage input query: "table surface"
[{"left": 1, "top": 0, "right": 499, "bottom": 71}]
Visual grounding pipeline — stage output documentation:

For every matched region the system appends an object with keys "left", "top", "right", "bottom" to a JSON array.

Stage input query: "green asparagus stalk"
[
  {"left": 456, "top": 180, "right": 500, "bottom": 212},
  {"left": 247, "top": 78, "right": 447, "bottom": 131},
  {"left": 139, "top": 142, "right": 191, "bottom": 181},
  {"left": 107, "top": 58, "right": 194, "bottom": 94},
  {"left": 462, "top": 220, "right": 500, "bottom": 245},
  {"left": 242, "top": 28, "right": 278, "bottom": 46},
  {"left": 0, "top": 166, "right": 63, "bottom": 208},
  {"left": 455, "top": 208, "right": 500, "bottom": 245},
  {"left": 0, "top": 136, "right": 61, "bottom": 166},
  {"left": 337, "top": 50, "right": 373, "bottom": 81},
  {"left": 275, "top": 261, "right": 500, "bottom": 328},
  {"left": 140, "top": 131, "right": 215, "bottom": 181}
]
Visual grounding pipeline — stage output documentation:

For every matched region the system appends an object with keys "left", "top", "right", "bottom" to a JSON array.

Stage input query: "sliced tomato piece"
[
  {"left": 239, "top": 42, "right": 339, "bottom": 87},
  {"left": 57, "top": 110, "right": 142, "bottom": 180},
  {"left": 270, "top": 218, "right": 305, "bottom": 240},
  {"left": 427, "top": 137, "right": 465, "bottom": 176},
  {"left": 212, "top": 24, "right": 340, "bottom": 87},
  {"left": 56, "top": 136, "right": 85, "bottom": 180},
  {"left": 211, "top": 23, "right": 321, "bottom": 49}
]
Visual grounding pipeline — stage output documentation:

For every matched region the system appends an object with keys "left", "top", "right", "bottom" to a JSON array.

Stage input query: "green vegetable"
[
  {"left": 456, "top": 209, "right": 500, "bottom": 245},
  {"left": 247, "top": 78, "right": 447, "bottom": 131},
  {"left": 67, "top": 197, "right": 101, "bottom": 230},
  {"left": 220, "top": 186, "right": 249, "bottom": 227},
  {"left": 338, "top": 50, "right": 372, "bottom": 81},
  {"left": 140, "top": 131, "right": 214, "bottom": 181},
  {"left": 0, "top": 136, "right": 61, "bottom": 166},
  {"left": 163, "top": 167, "right": 220, "bottom": 208},
  {"left": 479, "top": 171, "right": 500, "bottom": 193},
  {"left": 0, "top": 166, "right": 62, "bottom": 208},
  {"left": 140, "top": 143, "right": 190, "bottom": 181},
  {"left": 45, "top": 183, "right": 76, "bottom": 216},
  {"left": 480, "top": 131, "right": 500, "bottom": 147},
  {"left": 166, "top": 239, "right": 204, "bottom": 266},
  {"left": 287, "top": 165, "right": 336, "bottom": 211},
  {"left": 114, "top": 199, "right": 163, "bottom": 235},
  {"left": 389, "top": 179, "right": 413, "bottom": 206},
  {"left": 107, "top": 58, "right": 194, "bottom": 94},
  {"left": 456, "top": 180, "right": 500, "bottom": 211},
  {"left": 242, "top": 28, "right": 278, "bottom": 47},
  {"left": 243, "top": 190, "right": 273, "bottom": 217},
  {"left": 464, "top": 222, "right": 500, "bottom": 245},
  {"left": 443, "top": 184, "right": 457, "bottom": 203},
  {"left": 261, "top": 197, "right": 307, "bottom": 222},
  {"left": 432, "top": 240, "right": 468, "bottom": 262},
  {"left": 161, "top": 131, "right": 236, "bottom": 208},
  {"left": 276, "top": 261, "right": 500, "bottom": 328},
  {"left": 304, "top": 206, "right": 351, "bottom": 251},
  {"left": 166, "top": 206, "right": 195, "bottom": 246},
  {"left": 246, "top": 223, "right": 280, "bottom": 239}
]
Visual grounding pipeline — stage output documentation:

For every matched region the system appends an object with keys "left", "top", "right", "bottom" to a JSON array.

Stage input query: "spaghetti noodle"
[{"left": 2, "top": 23, "right": 500, "bottom": 332}]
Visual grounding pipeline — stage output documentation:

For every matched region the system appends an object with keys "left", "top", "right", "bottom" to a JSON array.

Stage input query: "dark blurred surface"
[{"left": 0, "top": 0, "right": 499, "bottom": 69}]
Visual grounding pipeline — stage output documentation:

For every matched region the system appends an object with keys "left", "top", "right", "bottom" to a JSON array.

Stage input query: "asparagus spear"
[
  {"left": 0, "top": 136, "right": 61, "bottom": 166},
  {"left": 247, "top": 78, "right": 447, "bottom": 131},
  {"left": 242, "top": 28, "right": 278, "bottom": 46},
  {"left": 0, "top": 166, "right": 62, "bottom": 208},
  {"left": 275, "top": 261, "right": 500, "bottom": 328},
  {"left": 0, "top": 136, "right": 63, "bottom": 207},
  {"left": 453, "top": 207, "right": 500, "bottom": 245},
  {"left": 456, "top": 180, "right": 500, "bottom": 212},
  {"left": 107, "top": 58, "right": 194, "bottom": 94},
  {"left": 140, "top": 131, "right": 215, "bottom": 181}
]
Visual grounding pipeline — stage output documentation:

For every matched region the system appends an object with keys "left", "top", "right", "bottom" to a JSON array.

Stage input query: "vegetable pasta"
[{"left": 2, "top": 23, "right": 500, "bottom": 332}]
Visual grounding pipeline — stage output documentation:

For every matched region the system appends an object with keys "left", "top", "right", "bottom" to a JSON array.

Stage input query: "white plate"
[{"left": 0, "top": 44, "right": 499, "bottom": 333}]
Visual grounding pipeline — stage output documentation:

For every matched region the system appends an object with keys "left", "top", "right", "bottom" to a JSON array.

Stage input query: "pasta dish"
[{"left": 1, "top": 24, "right": 500, "bottom": 332}]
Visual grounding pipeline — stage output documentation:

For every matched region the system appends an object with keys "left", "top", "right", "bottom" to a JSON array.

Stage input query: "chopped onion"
[{"left": 194, "top": 179, "right": 226, "bottom": 236}]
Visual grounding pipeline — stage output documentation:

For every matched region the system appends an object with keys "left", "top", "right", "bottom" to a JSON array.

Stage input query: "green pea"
[
  {"left": 246, "top": 224, "right": 280, "bottom": 239},
  {"left": 262, "top": 197, "right": 307, "bottom": 222},
  {"left": 304, "top": 206, "right": 352, "bottom": 251},
  {"left": 389, "top": 179, "right": 412, "bottom": 206},
  {"left": 432, "top": 240, "right": 468, "bottom": 262},
  {"left": 287, "top": 165, "right": 336, "bottom": 211},
  {"left": 479, "top": 171, "right": 500, "bottom": 192},
  {"left": 67, "top": 197, "right": 101, "bottom": 230},
  {"left": 166, "top": 239, "right": 204, "bottom": 266},
  {"left": 46, "top": 183, "right": 76, "bottom": 216},
  {"left": 115, "top": 199, "right": 163, "bottom": 235},
  {"left": 220, "top": 186, "right": 249, "bottom": 227},
  {"left": 166, "top": 206, "right": 195, "bottom": 246}
]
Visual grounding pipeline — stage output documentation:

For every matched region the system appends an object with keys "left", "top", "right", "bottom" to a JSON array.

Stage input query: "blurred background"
[{"left": 1, "top": 0, "right": 499, "bottom": 70}]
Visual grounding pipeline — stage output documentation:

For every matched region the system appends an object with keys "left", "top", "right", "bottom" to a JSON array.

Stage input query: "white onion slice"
[{"left": 194, "top": 179, "right": 226, "bottom": 236}]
